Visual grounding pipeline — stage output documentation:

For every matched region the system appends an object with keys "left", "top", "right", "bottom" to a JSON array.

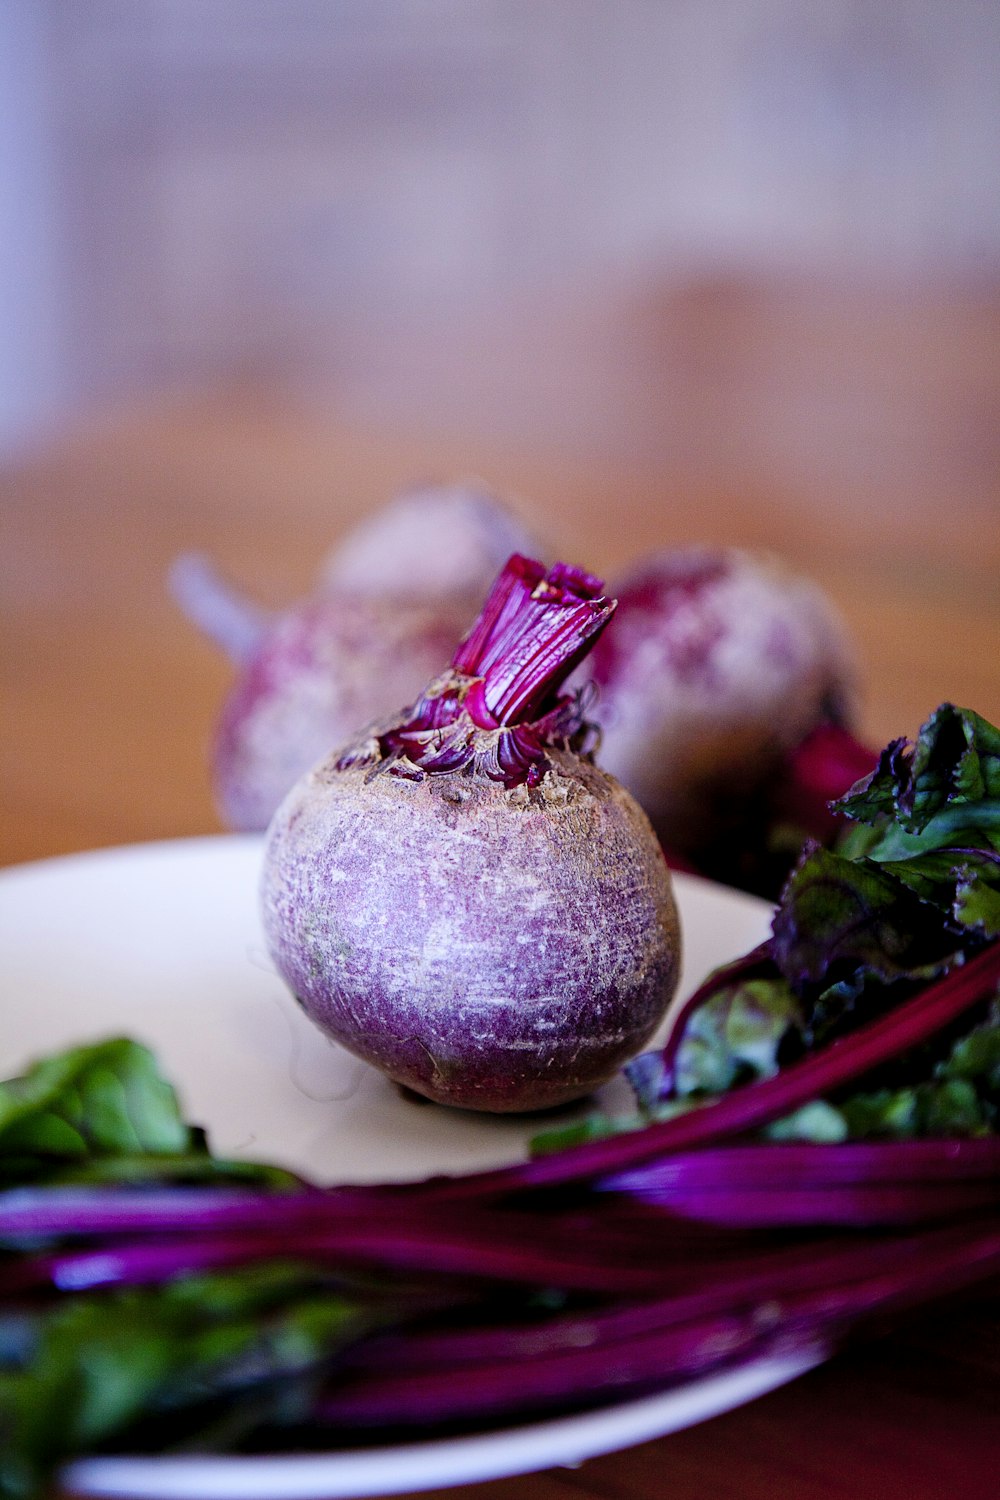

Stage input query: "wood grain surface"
[{"left": 3, "top": 370, "right": 999, "bottom": 1497}]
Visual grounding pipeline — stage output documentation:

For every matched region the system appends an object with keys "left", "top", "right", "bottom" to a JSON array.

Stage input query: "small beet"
[
  {"left": 173, "top": 484, "right": 538, "bottom": 832},
  {"left": 586, "top": 547, "right": 859, "bottom": 858},
  {"left": 261, "top": 556, "right": 681, "bottom": 1113},
  {"left": 321, "top": 480, "right": 538, "bottom": 603},
  {"left": 210, "top": 593, "right": 469, "bottom": 833}
]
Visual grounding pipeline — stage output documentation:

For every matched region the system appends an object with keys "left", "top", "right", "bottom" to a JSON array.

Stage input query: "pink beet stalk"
[
  {"left": 366, "top": 556, "right": 616, "bottom": 788},
  {"left": 262, "top": 554, "right": 681, "bottom": 1112}
]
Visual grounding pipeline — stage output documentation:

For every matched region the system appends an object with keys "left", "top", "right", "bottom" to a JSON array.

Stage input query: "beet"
[
  {"left": 261, "top": 556, "right": 681, "bottom": 1112},
  {"left": 211, "top": 593, "right": 468, "bottom": 832},
  {"left": 173, "top": 484, "right": 538, "bottom": 832},
  {"left": 320, "top": 480, "right": 539, "bottom": 602},
  {"left": 586, "top": 547, "right": 859, "bottom": 859}
]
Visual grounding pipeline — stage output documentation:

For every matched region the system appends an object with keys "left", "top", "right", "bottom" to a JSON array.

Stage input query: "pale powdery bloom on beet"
[{"left": 320, "top": 480, "right": 538, "bottom": 603}]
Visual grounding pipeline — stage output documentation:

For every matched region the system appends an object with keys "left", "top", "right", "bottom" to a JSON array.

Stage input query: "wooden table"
[{"left": 3, "top": 385, "right": 999, "bottom": 1498}]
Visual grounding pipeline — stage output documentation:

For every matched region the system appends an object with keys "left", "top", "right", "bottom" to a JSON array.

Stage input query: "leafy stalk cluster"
[
  {"left": 590, "top": 702, "right": 1000, "bottom": 1147},
  {"left": 1, "top": 706, "right": 999, "bottom": 1497}
]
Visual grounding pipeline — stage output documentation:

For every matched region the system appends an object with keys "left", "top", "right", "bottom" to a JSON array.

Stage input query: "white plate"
[{"left": 0, "top": 836, "right": 820, "bottom": 1498}]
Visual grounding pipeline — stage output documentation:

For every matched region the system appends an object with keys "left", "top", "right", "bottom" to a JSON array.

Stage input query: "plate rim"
[{"left": 62, "top": 1351, "right": 822, "bottom": 1499}]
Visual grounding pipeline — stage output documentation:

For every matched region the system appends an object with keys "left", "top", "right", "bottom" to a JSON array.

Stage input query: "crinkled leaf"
[
  {"left": 836, "top": 735, "right": 910, "bottom": 827},
  {"left": 939, "top": 1002, "right": 1000, "bottom": 1089},
  {"left": 833, "top": 1004, "right": 1000, "bottom": 1140},
  {"left": 920, "top": 1078, "right": 993, "bottom": 1134},
  {"left": 903, "top": 704, "right": 990, "bottom": 829},
  {"left": 837, "top": 704, "right": 1000, "bottom": 836},
  {"left": 838, "top": 1087, "right": 922, "bottom": 1139},
  {"left": 840, "top": 1078, "right": 994, "bottom": 1140},
  {"left": 0, "top": 1040, "right": 297, "bottom": 1192},
  {"left": 772, "top": 845, "right": 962, "bottom": 989},
  {"left": 856, "top": 848, "right": 1000, "bottom": 920}
]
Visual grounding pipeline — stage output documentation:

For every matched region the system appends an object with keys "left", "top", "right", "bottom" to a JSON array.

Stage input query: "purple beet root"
[
  {"left": 261, "top": 556, "right": 681, "bottom": 1113},
  {"left": 586, "top": 547, "right": 860, "bottom": 857}
]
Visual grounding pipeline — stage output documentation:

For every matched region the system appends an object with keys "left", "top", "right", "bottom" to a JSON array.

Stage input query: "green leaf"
[
  {"left": 835, "top": 735, "right": 910, "bottom": 827},
  {"left": 954, "top": 874, "right": 1000, "bottom": 937},
  {"left": 921, "top": 1078, "right": 991, "bottom": 1135},
  {"left": 838, "top": 1087, "right": 921, "bottom": 1139},
  {"left": 633, "top": 706, "right": 1000, "bottom": 1147},
  {"left": 530, "top": 1097, "right": 698, "bottom": 1156},
  {"left": 0, "top": 1270, "right": 365, "bottom": 1497},
  {"left": 836, "top": 704, "right": 1000, "bottom": 836},
  {"left": 764, "top": 1100, "right": 849, "bottom": 1143},
  {"left": 1, "top": 1295, "right": 181, "bottom": 1497},
  {"left": 839, "top": 1078, "right": 994, "bottom": 1139},
  {"left": 671, "top": 978, "right": 803, "bottom": 1098},
  {"left": 858, "top": 805, "right": 1000, "bottom": 865},
  {"left": 833, "top": 1007, "right": 1000, "bottom": 1140},
  {"left": 17, "top": 1149, "right": 302, "bottom": 1191},
  {"left": 0, "top": 1039, "right": 193, "bottom": 1186},
  {"left": 772, "top": 845, "right": 961, "bottom": 989},
  {"left": 938, "top": 1003, "right": 1000, "bottom": 1090}
]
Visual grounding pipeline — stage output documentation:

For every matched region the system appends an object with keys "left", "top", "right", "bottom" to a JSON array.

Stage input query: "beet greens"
[{"left": 531, "top": 702, "right": 1000, "bottom": 1157}]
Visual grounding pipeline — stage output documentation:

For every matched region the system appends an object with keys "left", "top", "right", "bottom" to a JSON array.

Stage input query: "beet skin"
[{"left": 261, "top": 747, "right": 680, "bottom": 1113}]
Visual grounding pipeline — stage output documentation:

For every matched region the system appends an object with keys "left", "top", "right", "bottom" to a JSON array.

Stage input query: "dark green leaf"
[
  {"left": 839, "top": 1078, "right": 994, "bottom": 1139},
  {"left": 835, "top": 735, "right": 910, "bottom": 827},
  {"left": 0, "top": 1269, "right": 365, "bottom": 1497},
  {"left": 836, "top": 704, "right": 1000, "bottom": 836},
  {"left": 938, "top": 1002, "right": 1000, "bottom": 1089},
  {"left": 772, "top": 845, "right": 961, "bottom": 989},
  {"left": 858, "top": 804, "right": 1000, "bottom": 864}
]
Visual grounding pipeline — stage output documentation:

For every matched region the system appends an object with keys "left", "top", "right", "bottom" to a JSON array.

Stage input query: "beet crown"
[{"left": 338, "top": 554, "right": 616, "bottom": 789}]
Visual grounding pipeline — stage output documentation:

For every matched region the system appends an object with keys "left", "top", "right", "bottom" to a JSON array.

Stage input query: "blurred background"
[{"left": 3, "top": 0, "right": 1000, "bottom": 860}]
